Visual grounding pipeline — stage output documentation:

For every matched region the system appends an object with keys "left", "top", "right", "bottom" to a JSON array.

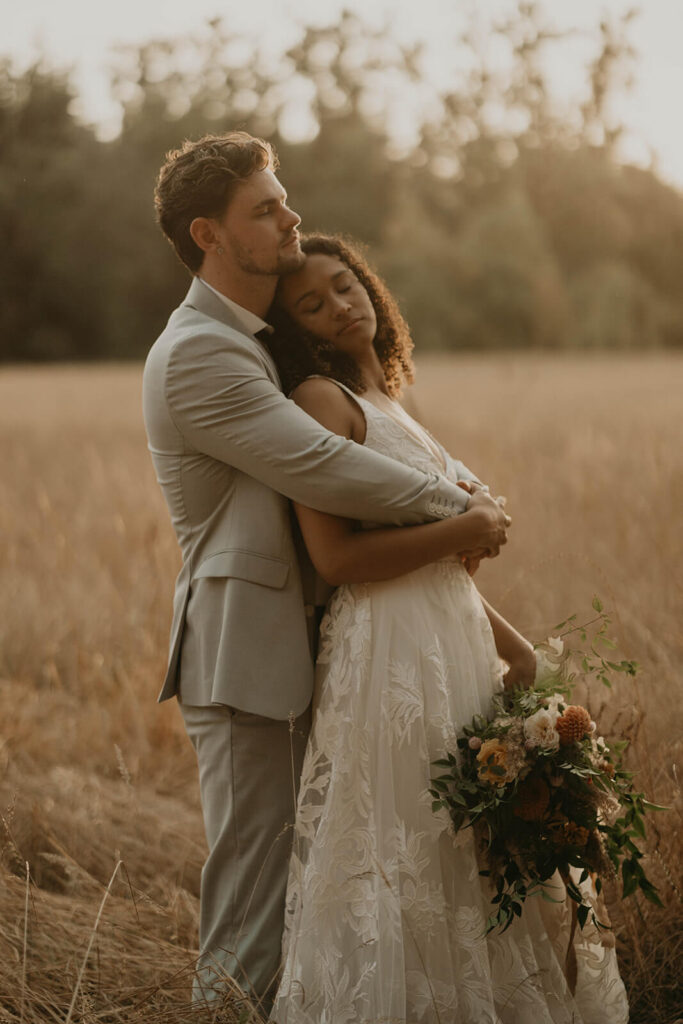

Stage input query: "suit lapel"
[{"left": 182, "top": 277, "right": 281, "bottom": 387}]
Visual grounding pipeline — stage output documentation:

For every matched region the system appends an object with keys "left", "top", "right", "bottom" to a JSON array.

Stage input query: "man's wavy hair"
[
  {"left": 267, "top": 234, "right": 415, "bottom": 399},
  {"left": 154, "top": 131, "right": 275, "bottom": 273}
]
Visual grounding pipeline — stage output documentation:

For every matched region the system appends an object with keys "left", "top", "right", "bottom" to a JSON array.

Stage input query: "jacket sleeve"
[
  {"left": 437, "top": 445, "right": 489, "bottom": 493},
  {"left": 451, "top": 459, "right": 488, "bottom": 490},
  {"left": 164, "top": 328, "right": 470, "bottom": 525}
]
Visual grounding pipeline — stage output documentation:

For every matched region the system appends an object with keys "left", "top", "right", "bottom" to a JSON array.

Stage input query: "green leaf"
[
  {"left": 592, "top": 596, "right": 603, "bottom": 613},
  {"left": 541, "top": 888, "right": 561, "bottom": 904},
  {"left": 639, "top": 880, "right": 664, "bottom": 907},
  {"left": 449, "top": 790, "right": 468, "bottom": 806},
  {"left": 622, "top": 860, "right": 639, "bottom": 898},
  {"left": 630, "top": 813, "right": 646, "bottom": 839},
  {"left": 500, "top": 913, "right": 516, "bottom": 934}
]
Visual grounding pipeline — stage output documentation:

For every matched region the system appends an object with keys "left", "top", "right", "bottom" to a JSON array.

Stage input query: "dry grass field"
[{"left": 0, "top": 354, "right": 681, "bottom": 1023}]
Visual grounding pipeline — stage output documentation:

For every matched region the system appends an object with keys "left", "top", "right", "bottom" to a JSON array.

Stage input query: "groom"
[{"left": 143, "top": 131, "right": 510, "bottom": 1012}]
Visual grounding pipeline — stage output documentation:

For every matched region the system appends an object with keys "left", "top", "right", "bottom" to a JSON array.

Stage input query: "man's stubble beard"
[{"left": 230, "top": 238, "right": 305, "bottom": 277}]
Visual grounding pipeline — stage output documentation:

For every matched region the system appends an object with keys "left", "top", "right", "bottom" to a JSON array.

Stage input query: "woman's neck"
[{"left": 357, "top": 348, "right": 391, "bottom": 398}]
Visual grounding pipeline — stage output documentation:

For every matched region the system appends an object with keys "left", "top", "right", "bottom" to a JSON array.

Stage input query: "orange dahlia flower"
[{"left": 556, "top": 705, "right": 592, "bottom": 746}]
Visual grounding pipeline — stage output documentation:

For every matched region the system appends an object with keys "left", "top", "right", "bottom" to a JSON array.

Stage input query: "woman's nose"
[{"left": 331, "top": 294, "right": 352, "bottom": 315}]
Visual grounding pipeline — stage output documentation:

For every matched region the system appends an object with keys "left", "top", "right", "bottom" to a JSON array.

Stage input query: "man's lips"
[
  {"left": 338, "top": 318, "right": 363, "bottom": 336},
  {"left": 281, "top": 234, "right": 300, "bottom": 248}
]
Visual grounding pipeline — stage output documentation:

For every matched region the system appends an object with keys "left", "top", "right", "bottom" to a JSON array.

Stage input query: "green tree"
[{"left": 2, "top": 3, "right": 683, "bottom": 360}]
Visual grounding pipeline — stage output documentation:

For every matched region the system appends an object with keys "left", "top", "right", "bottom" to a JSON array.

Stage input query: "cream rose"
[{"left": 523, "top": 707, "right": 560, "bottom": 751}]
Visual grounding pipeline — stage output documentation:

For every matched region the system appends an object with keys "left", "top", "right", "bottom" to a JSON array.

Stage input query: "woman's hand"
[
  {"left": 502, "top": 641, "right": 537, "bottom": 692},
  {"left": 460, "top": 549, "right": 486, "bottom": 575},
  {"left": 460, "top": 490, "right": 511, "bottom": 559}
]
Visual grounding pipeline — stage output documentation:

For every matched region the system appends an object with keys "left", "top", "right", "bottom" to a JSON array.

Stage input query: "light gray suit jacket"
[{"left": 142, "top": 277, "right": 474, "bottom": 719}]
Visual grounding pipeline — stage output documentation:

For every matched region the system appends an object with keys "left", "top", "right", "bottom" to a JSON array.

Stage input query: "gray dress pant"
[{"left": 179, "top": 701, "right": 311, "bottom": 1014}]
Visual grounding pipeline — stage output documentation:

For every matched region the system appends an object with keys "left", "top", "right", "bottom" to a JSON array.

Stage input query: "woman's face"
[{"left": 277, "top": 253, "right": 378, "bottom": 352}]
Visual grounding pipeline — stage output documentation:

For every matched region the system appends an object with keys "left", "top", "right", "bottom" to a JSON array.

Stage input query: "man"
[{"left": 143, "top": 131, "right": 509, "bottom": 1013}]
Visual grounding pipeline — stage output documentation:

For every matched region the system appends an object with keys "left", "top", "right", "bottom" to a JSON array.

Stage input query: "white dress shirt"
[{"left": 197, "top": 276, "right": 271, "bottom": 337}]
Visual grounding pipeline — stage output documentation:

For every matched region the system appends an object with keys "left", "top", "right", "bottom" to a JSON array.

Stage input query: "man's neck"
[{"left": 198, "top": 265, "right": 277, "bottom": 320}]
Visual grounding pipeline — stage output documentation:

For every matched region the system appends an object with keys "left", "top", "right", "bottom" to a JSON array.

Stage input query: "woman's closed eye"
[{"left": 302, "top": 287, "right": 352, "bottom": 315}]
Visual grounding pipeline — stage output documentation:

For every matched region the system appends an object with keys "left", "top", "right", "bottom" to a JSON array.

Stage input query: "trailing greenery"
[{"left": 430, "top": 603, "right": 664, "bottom": 935}]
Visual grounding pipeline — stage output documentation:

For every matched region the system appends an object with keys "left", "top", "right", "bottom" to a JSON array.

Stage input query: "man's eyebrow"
[
  {"left": 252, "top": 191, "right": 288, "bottom": 212},
  {"left": 294, "top": 270, "right": 350, "bottom": 306}
]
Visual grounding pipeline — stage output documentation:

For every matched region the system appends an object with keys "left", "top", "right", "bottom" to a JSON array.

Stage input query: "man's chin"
[{"left": 277, "top": 248, "right": 306, "bottom": 274}]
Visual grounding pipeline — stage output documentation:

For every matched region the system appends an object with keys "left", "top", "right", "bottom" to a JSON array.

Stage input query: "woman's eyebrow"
[
  {"left": 294, "top": 271, "right": 350, "bottom": 307},
  {"left": 294, "top": 289, "right": 317, "bottom": 307}
]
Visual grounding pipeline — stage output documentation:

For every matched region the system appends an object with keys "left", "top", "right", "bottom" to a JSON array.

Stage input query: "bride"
[{"left": 265, "top": 234, "right": 629, "bottom": 1023}]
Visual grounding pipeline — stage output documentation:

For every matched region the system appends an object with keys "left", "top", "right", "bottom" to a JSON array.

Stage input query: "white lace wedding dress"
[{"left": 272, "top": 383, "right": 629, "bottom": 1024}]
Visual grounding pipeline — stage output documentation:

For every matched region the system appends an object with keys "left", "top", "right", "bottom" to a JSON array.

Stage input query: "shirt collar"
[{"left": 197, "top": 277, "right": 272, "bottom": 337}]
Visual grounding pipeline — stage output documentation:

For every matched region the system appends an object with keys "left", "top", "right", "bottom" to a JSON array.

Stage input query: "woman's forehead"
[
  {"left": 280, "top": 252, "right": 350, "bottom": 301},
  {"left": 300, "top": 252, "right": 349, "bottom": 279}
]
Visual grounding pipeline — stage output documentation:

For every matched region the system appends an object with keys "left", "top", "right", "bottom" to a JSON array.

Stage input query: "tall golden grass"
[{"left": 1, "top": 354, "right": 681, "bottom": 1022}]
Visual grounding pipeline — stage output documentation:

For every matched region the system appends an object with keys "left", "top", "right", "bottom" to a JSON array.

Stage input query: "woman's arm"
[
  {"left": 295, "top": 501, "right": 507, "bottom": 586},
  {"left": 157, "top": 330, "right": 474, "bottom": 525},
  {"left": 291, "top": 379, "right": 509, "bottom": 586},
  {"left": 478, "top": 596, "right": 536, "bottom": 690}
]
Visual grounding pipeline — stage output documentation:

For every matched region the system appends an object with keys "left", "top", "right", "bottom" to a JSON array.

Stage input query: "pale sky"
[{"left": 4, "top": 0, "right": 682, "bottom": 189}]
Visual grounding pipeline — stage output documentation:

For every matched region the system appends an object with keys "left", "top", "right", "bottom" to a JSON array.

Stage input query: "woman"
[{"left": 267, "top": 235, "right": 629, "bottom": 1023}]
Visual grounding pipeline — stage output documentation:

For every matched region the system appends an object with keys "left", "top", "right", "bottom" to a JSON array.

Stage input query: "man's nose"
[{"left": 282, "top": 204, "right": 301, "bottom": 231}]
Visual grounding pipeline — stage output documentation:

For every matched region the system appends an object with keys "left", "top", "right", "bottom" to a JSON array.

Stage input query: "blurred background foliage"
[{"left": 2, "top": 1, "right": 683, "bottom": 361}]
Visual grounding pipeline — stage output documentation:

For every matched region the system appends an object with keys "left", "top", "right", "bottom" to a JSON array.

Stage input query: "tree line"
[{"left": 2, "top": 2, "right": 683, "bottom": 361}]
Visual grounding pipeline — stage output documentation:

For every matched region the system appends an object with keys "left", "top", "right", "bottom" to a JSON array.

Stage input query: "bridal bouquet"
[{"left": 430, "top": 600, "right": 663, "bottom": 934}]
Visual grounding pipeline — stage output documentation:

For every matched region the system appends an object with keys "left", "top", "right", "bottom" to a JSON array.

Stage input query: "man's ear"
[{"left": 190, "top": 217, "right": 219, "bottom": 255}]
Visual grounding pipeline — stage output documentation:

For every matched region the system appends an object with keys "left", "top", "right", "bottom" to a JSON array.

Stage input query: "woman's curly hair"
[{"left": 266, "top": 234, "right": 414, "bottom": 398}]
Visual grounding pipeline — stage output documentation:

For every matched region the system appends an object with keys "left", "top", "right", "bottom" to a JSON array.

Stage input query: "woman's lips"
[{"left": 338, "top": 318, "right": 363, "bottom": 336}]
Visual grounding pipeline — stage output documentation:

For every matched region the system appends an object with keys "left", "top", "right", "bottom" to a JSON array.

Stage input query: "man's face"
[{"left": 215, "top": 168, "right": 304, "bottom": 276}]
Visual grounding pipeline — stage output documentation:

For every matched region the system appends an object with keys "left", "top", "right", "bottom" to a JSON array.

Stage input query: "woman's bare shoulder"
[{"left": 290, "top": 377, "right": 365, "bottom": 441}]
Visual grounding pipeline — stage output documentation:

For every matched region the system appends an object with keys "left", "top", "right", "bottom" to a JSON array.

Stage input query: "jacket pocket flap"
[{"left": 193, "top": 550, "right": 289, "bottom": 589}]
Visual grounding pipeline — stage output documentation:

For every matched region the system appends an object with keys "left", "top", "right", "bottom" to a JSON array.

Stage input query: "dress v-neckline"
[
  {"left": 302, "top": 374, "right": 448, "bottom": 474},
  {"left": 358, "top": 390, "right": 448, "bottom": 474}
]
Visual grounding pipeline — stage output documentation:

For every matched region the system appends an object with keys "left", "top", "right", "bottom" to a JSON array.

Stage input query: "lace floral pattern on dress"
[{"left": 273, "top": 386, "right": 629, "bottom": 1024}]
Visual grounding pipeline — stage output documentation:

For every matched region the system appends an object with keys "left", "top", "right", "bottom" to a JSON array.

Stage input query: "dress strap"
[
  {"left": 296, "top": 374, "right": 361, "bottom": 402},
  {"left": 290, "top": 375, "right": 370, "bottom": 442}
]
